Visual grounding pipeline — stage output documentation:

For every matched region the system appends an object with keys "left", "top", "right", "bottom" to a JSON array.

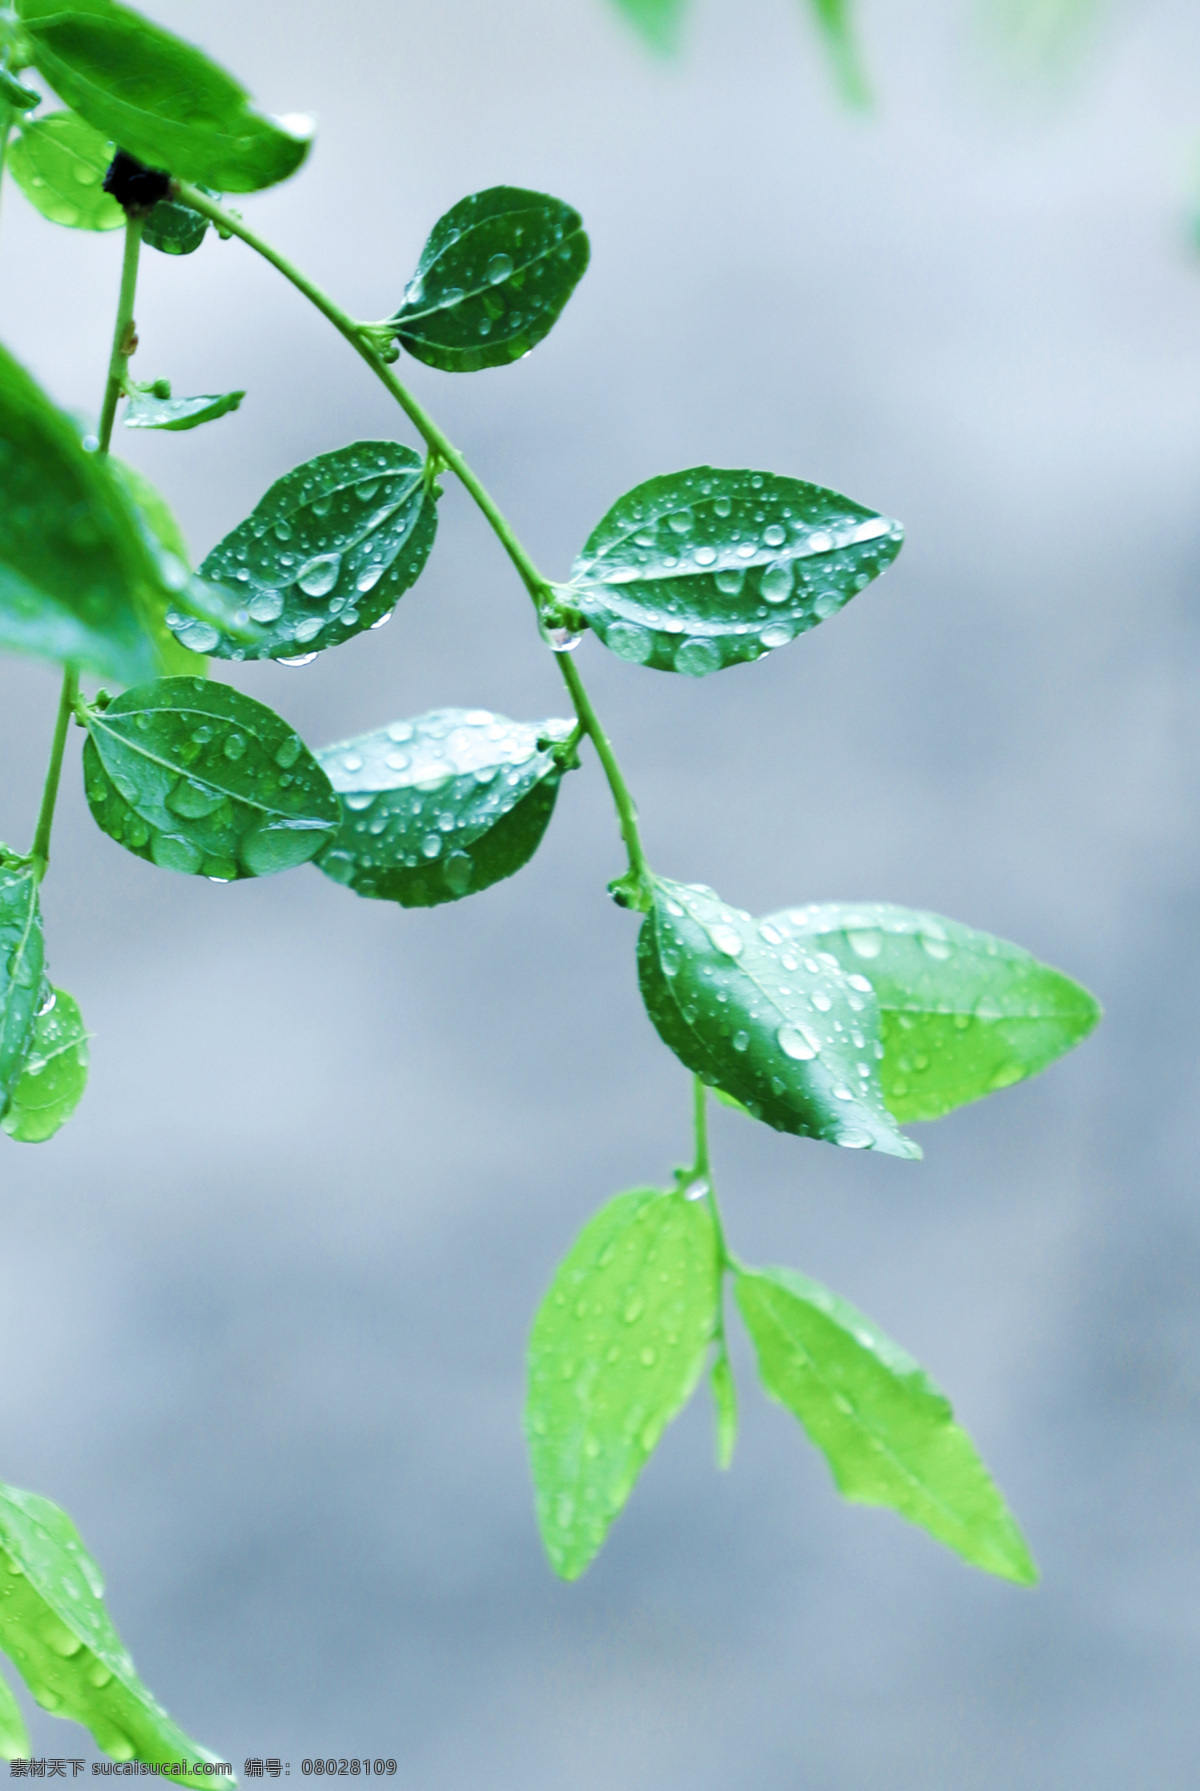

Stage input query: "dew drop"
[
  {"left": 777, "top": 1023, "right": 820, "bottom": 1060},
  {"left": 296, "top": 552, "right": 342, "bottom": 598}
]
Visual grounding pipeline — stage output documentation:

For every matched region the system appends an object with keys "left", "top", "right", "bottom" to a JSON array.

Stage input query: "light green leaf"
[
  {"left": 0, "top": 66, "right": 41, "bottom": 111},
  {"left": 710, "top": 1344, "right": 737, "bottom": 1469},
  {"left": 711, "top": 1085, "right": 753, "bottom": 1118},
  {"left": 17, "top": 0, "right": 311, "bottom": 192},
  {"left": 142, "top": 190, "right": 210, "bottom": 256},
  {"left": 107, "top": 459, "right": 207, "bottom": 678},
  {"left": 317, "top": 709, "right": 575, "bottom": 906},
  {"left": 0, "top": 1665, "right": 30, "bottom": 1761},
  {"left": 191, "top": 441, "right": 437, "bottom": 661},
  {"left": 637, "top": 877, "right": 919, "bottom": 1159},
  {"left": 124, "top": 388, "right": 244, "bottom": 432},
  {"left": 7, "top": 108, "right": 122, "bottom": 228},
  {"left": 0, "top": 340, "right": 168, "bottom": 684},
  {"left": 82, "top": 677, "right": 338, "bottom": 880},
  {"left": 0, "top": 1482, "right": 231, "bottom": 1775},
  {"left": 571, "top": 466, "right": 902, "bottom": 675},
  {"left": 763, "top": 902, "right": 1101, "bottom": 1121},
  {"left": 736, "top": 1265, "right": 1037, "bottom": 1583},
  {"left": 608, "top": 0, "right": 689, "bottom": 54},
  {"left": 392, "top": 187, "right": 590, "bottom": 373},
  {"left": 0, "top": 855, "right": 44, "bottom": 1121},
  {"left": 806, "top": 0, "right": 870, "bottom": 105},
  {"left": 526, "top": 1185, "right": 720, "bottom": 1579},
  {"left": 2, "top": 987, "right": 89, "bottom": 1143}
]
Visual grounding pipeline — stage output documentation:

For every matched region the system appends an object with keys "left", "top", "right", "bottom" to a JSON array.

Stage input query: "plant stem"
[
  {"left": 174, "top": 181, "right": 655, "bottom": 892},
  {"left": 29, "top": 669, "right": 78, "bottom": 880},
  {"left": 96, "top": 213, "right": 143, "bottom": 455},
  {"left": 0, "top": 97, "right": 13, "bottom": 251},
  {"left": 691, "top": 1074, "right": 738, "bottom": 1273}
]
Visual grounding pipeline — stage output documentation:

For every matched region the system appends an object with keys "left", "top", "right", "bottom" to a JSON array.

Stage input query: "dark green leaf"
[
  {"left": 0, "top": 856, "right": 44, "bottom": 1120},
  {"left": 2, "top": 986, "right": 88, "bottom": 1143},
  {"left": 807, "top": 0, "right": 870, "bottom": 105},
  {"left": 608, "top": 0, "right": 688, "bottom": 54},
  {"left": 124, "top": 387, "right": 244, "bottom": 432},
  {"left": 192, "top": 441, "right": 437, "bottom": 661},
  {"left": 7, "top": 108, "right": 122, "bottom": 227},
  {"left": 710, "top": 1344, "right": 737, "bottom": 1469},
  {"left": 317, "top": 708, "right": 574, "bottom": 906},
  {"left": 142, "top": 191, "right": 210, "bottom": 256},
  {"left": 107, "top": 458, "right": 207, "bottom": 677},
  {"left": 637, "top": 877, "right": 919, "bottom": 1159},
  {"left": 526, "top": 1185, "right": 720, "bottom": 1579},
  {"left": 0, "top": 66, "right": 41, "bottom": 110},
  {"left": 392, "top": 187, "right": 590, "bottom": 373},
  {"left": 736, "top": 1265, "right": 1037, "bottom": 1583},
  {"left": 0, "top": 1664, "right": 30, "bottom": 1761},
  {"left": 0, "top": 1482, "right": 229, "bottom": 1774},
  {"left": 82, "top": 677, "right": 338, "bottom": 879},
  {"left": 17, "top": 0, "right": 312, "bottom": 192},
  {"left": 763, "top": 902, "right": 1101, "bottom": 1121},
  {"left": 571, "top": 466, "right": 902, "bottom": 675}
]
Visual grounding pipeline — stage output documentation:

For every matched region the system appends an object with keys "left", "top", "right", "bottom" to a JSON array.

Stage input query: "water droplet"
[
  {"left": 777, "top": 1023, "right": 820, "bottom": 1060},
  {"left": 274, "top": 736, "right": 302, "bottom": 769},
  {"left": 919, "top": 927, "right": 953, "bottom": 960},
  {"left": 356, "top": 562, "right": 385, "bottom": 594},
  {"left": 707, "top": 924, "right": 743, "bottom": 957},
  {"left": 846, "top": 973, "right": 872, "bottom": 993},
  {"left": 732, "top": 1029, "right": 749, "bottom": 1052},
  {"left": 421, "top": 833, "right": 442, "bottom": 859},
  {"left": 223, "top": 732, "right": 246, "bottom": 761},
  {"left": 674, "top": 637, "right": 721, "bottom": 676},
  {"left": 837, "top": 1128, "right": 872, "bottom": 1149},
  {"left": 239, "top": 822, "right": 324, "bottom": 876},
  {"left": 760, "top": 621, "right": 795, "bottom": 649},
  {"left": 623, "top": 1295, "right": 645, "bottom": 1323},
  {"left": 296, "top": 552, "right": 341, "bottom": 598},
  {"left": 763, "top": 523, "right": 786, "bottom": 547},
  {"left": 606, "top": 621, "right": 654, "bottom": 663},
  {"left": 640, "top": 1346, "right": 658, "bottom": 1366},
  {"left": 760, "top": 560, "right": 793, "bottom": 603},
  {"left": 172, "top": 618, "right": 220, "bottom": 653},
  {"left": 166, "top": 779, "right": 223, "bottom": 819},
  {"left": 248, "top": 588, "right": 284, "bottom": 623},
  {"left": 847, "top": 928, "right": 883, "bottom": 959},
  {"left": 487, "top": 252, "right": 514, "bottom": 284},
  {"left": 714, "top": 567, "right": 744, "bottom": 596},
  {"left": 279, "top": 652, "right": 317, "bottom": 667},
  {"left": 37, "top": 988, "right": 57, "bottom": 1017},
  {"left": 683, "top": 1177, "right": 710, "bottom": 1201},
  {"left": 443, "top": 851, "right": 473, "bottom": 895}
]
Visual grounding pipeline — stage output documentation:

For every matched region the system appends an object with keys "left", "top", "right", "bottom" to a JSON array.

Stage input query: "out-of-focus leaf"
[
  {"left": 0, "top": 1665, "right": 30, "bottom": 1761},
  {"left": 607, "top": 0, "right": 689, "bottom": 53},
  {"left": 0, "top": 856, "right": 43, "bottom": 1120},
  {"left": 2, "top": 987, "right": 88, "bottom": 1143},
  {"left": 806, "top": 0, "right": 870, "bottom": 105},
  {"left": 107, "top": 459, "right": 206, "bottom": 678},
  {"left": 7, "top": 108, "right": 121, "bottom": 227},
  {"left": 0, "top": 66, "right": 41, "bottom": 111},
  {"left": 124, "top": 388, "right": 244, "bottom": 432},
  {"left": 142, "top": 190, "right": 210, "bottom": 255},
  {"left": 711, "top": 1344, "right": 737, "bottom": 1468}
]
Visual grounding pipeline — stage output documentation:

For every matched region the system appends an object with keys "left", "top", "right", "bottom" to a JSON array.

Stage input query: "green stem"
[
  {"left": 691, "top": 1074, "right": 739, "bottom": 1273},
  {"left": 96, "top": 212, "right": 143, "bottom": 455},
  {"left": 29, "top": 669, "right": 78, "bottom": 879},
  {"left": 555, "top": 653, "right": 651, "bottom": 898},
  {"left": 0, "top": 97, "right": 14, "bottom": 250}
]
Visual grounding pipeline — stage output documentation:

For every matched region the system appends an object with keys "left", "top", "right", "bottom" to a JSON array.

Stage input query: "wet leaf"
[
  {"left": 0, "top": 857, "right": 44, "bottom": 1121},
  {"left": 736, "top": 1264, "right": 1037, "bottom": 1583},
  {"left": 526, "top": 1185, "right": 719, "bottom": 1579},
  {"left": 17, "top": 0, "right": 312, "bottom": 192},
  {"left": 7, "top": 109, "right": 122, "bottom": 229},
  {"left": 124, "top": 388, "right": 244, "bottom": 432},
  {"left": 82, "top": 677, "right": 338, "bottom": 880},
  {"left": 710, "top": 1344, "right": 738, "bottom": 1469},
  {"left": 192, "top": 440, "right": 437, "bottom": 661},
  {"left": 0, "top": 1482, "right": 230, "bottom": 1775},
  {"left": 317, "top": 708, "right": 574, "bottom": 906},
  {"left": 637, "top": 877, "right": 919, "bottom": 1159},
  {"left": 2, "top": 987, "right": 88, "bottom": 1143},
  {"left": 392, "top": 187, "right": 589, "bottom": 373},
  {"left": 763, "top": 902, "right": 1101, "bottom": 1121},
  {"left": 0, "top": 66, "right": 41, "bottom": 111},
  {"left": 142, "top": 191, "right": 210, "bottom": 256},
  {"left": 107, "top": 459, "right": 207, "bottom": 677},
  {"left": 571, "top": 466, "right": 902, "bottom": 675},
  {"left": 0, "top": 1665, "right": 30, "bottom": 1760}
]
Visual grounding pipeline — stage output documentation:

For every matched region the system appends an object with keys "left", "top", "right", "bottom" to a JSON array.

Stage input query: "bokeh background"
[{"left": 3, "top": 0, "right": 1199, "bottom": 1781}]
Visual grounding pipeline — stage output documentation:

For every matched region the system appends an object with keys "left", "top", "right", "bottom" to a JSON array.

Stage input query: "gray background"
[{"left": 1, "top": 0, "right": 1198, "bottom": 1781}]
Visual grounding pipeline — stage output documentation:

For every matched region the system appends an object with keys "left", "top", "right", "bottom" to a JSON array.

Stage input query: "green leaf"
[
  {"left": 391, "top": 187, "right": 590, "bottom": 373},
  {"left": 637, "top": 877, "right": 919, "bottom": 1159},
  {"left": 0, "top": 1482, "right": 230, "bottom": 1775},
  {"left": 735, "top": 1265, "right": 1037, "bottom": 1583},
  {"left": 2, "top": 986, "right": 88, "bottom": 1144},
  {"left": 191, "top": 440, "right": 437, "bottom": 661},
  {"left": 0, "top": 1665, "right": 30, "bottom": 1761},
  {"left": 142, "top": 191, "right": 210, "bottom": 256},
  {"left": 571, "top": 466, "right": 903, "bottom": 675},
  {"left": 82, "top": 677, "right": 338, "bottom": 880},
  {"left": 124, "top": 387, "right": 244, "bottom": 432},
  {"left": 762, "top": 902, "right": 1101, "bottom": 1122},
  {"left": 7, "top": 108, "right": 122, "bottom": 228},
  {"left": 0, "top": 856, "right": 43, "bottom": 1121},
  {"left": 0, "top": 340, "right": 169, "bottom": 684},
  {"left": 526, "top": 1185, "right": 720, "bottom": 1579},
  {"left": 317, "top": 708, "right": 574, "bottom": 906},
  {"left": 107, "top": 458, "right": 207, "bottom": 677},
  {"left": 608, "top": 0, "right": 689, "bottom": 54},
  {"left": 0, "top": 66, "right": 41, "bottom": 111},
  {"left": 710, "top": 1344, "right": 737, "bottom": 1469},
  {"left": 806, "top": 0, "right": 870, "bottom": 106},
  {"left": 17, "top": 0, "right": 312, "bottom": 192}
]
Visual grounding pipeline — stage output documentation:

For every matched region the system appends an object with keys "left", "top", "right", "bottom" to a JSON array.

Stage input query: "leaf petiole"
[{"left": 29, "top": 668, "right": 78, "bottom": 881}]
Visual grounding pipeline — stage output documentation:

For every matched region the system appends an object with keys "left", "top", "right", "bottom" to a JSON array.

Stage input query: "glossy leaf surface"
[
  {"left": 0, "top": 858, "right": 44, "bottom": 1119},
  {"left": 107, "top": 459, "right": 207, "bottom": 677},
  {"left": 2, "top": 987, "right": 89, "bottom": 1143},
  {"left": 0, "top": 1482, "right": 227, "bottom": 1774},
  {"left": 0, "top": 1667, "right": 30, "bottom": 1761},
  {"left": 317, "top": 708, "right": 573, "bottom": 906},
  {"left": 83, "top": 677, "right": 338, "bottom": 880},
  {"left": 571, "top": 466, "right": 902, "bottom": 674},
  {"left": 526, "top": 1186, "right": 719, "bottom": 1579},
  {"left": 17, "top": 0, "right": 312, "bottom": 191},
  {"left": 392, "top": 187, "right": 589, "bottom": 372},
  {"left": 764, "top": 902, "right": 1101, "bottom": 1121},
  {"left": 0, "top": 341, "right": 164, "bottom": 684},
  {"left": 736, "top": 1265, "right": 1037, "bottom": 1583},
  {"left": 637, "top": 878, "right": 919, "bottom": 1159},
  {"left": 124, "top": 387, "right": 244, "bottom": 432},
  {"left": 142, "top": 192, "right": 209, "bottom": 255},
  {"left": 7, "top": 109, "right": 122, "bottom": 229},
  {"left": 192, "top": 441, "right": 437, "bottom": 661}
]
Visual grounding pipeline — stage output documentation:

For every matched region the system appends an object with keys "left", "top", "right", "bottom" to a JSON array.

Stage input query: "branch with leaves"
[{"left": 0, "top": 0, "right": 1100, "bottom": 1766}]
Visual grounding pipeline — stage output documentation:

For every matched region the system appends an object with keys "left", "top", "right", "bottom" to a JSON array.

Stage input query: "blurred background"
[{"left": 2, "top": 0, "right": 1199, "bottom": 1781}]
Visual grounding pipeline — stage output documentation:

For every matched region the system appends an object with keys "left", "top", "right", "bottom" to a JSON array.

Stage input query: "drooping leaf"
[
  {"left": 142, "top": 190, "right": 210, "bottom": 256},
  {"left": 16, "top": 0, "right": 312, "bottom": 192},
  {"left": 571, "top": 466, "right": 902, "bottom": 675},
  {"left": 710, "top": 1344, "right": 737, "bottom": 1469},
  {"left": 107, "top": 459, "right": 207, "bottom": 677},
  {"left": 391, "top": 187, "right": 590, "bottom": 373},
  {"left": 2, "top": 987, "right": 88, "bottom": 1143},
  {"left": 82, "top": 677, "right": 338, "bottom": 880},
  {"left": 0, "top": 856, "right": 44, "bottom": 1120},
  {"left": 317, "top": 708, "right": 575, "bottom": 906},
  {"left": 607, "top": 0, "right": 689, "bottom": 54},
  {"left": 526, "top": 1185, "right": 720, "bottom": 1579},
  {"left": 7, "top": 108, "right": 122, "bottom": 228},
  {"left": 0, "top": 1482, "right": 230, "bottom": 1775},
  {"left": 0, "top": 340, "right": 167, "bottom": 684},
  {"left": 763, "top": 903, "right": 1101, "bottom": 1122},
  {"left": 0, "top": 1665, "right": 30, "bottom": 1761},
  {"left": 806, "top": 0, "right": 870, "bottom": 105},
  {"left": 190, "top": 441, "right": 438, "bottom": 661},
  {"left": 124, "top": 387, "right": 244, "bottom": 432},
  {"left": 736, "top": 1265, "right": 1037, "bottom": 1583},
  {"left": 637, "top": 878, "right": 919, "bottom": 1159}
]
